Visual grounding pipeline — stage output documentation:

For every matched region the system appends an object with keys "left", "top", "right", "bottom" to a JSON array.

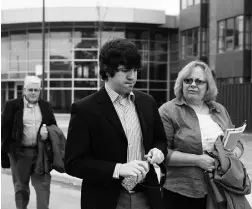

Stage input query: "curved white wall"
[
  {"left": 2, "top": 6, "right": 178, "bottom": 28},
  {"left": 2, "top": 7, "right": 166, "bottom": 25},
  {"left": 1, "top": 0, "right": 180, "bottom": 15}
]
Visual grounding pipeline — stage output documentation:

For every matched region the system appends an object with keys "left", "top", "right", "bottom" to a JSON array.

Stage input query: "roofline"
[{"left": 1, "top": 7, "right": 178, "bottom": 28}]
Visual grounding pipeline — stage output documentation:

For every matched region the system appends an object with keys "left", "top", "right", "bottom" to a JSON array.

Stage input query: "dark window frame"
[{"left": 217, "top": 15, "right": 251, "bottom": 53}]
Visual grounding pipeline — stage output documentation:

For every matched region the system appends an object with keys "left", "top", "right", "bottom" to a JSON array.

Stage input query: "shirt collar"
[
  {"left": 174, "top": 97, "right": 221, "bottom": 113},
  {"left": 23, "top": 96, "right": 38, "bottom": 108},
  {"left": 206, "top": 101, "right": 221, "bottom": 113},
  {"left": 105, "top": 83, "right": 135, "bottom": 103},
  {"left": 173, "top": 97, "right": 187, "bottom": 106}
]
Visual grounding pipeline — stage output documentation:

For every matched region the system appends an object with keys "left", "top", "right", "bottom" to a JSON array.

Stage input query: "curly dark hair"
[{"left": 99, "top": 38, "right": 141, "bottom": 80}]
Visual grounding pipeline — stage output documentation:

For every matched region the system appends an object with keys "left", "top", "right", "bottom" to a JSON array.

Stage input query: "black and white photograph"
[{"left": 1, "top": 0, "right": 252, "bottom": 208}]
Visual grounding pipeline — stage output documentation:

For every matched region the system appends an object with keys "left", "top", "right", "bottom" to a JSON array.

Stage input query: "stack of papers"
[{"left": 223, "top": 122, "right": 247, "bottom": 150}]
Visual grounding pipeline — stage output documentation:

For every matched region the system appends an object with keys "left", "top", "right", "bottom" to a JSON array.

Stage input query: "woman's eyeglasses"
[{"left": 183, "top": 78, "right": 206, "bottom": 86}]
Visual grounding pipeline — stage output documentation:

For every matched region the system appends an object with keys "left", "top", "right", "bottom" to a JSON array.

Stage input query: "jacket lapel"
[
  {"left": 13, "top": 98, "right": 24, "bottom": 142},
  {"left": 97, "top": 87, "right": 127, "bottom": 140},
  {"left": 38, "top": 99, "right": 46, "bottom": 125}
]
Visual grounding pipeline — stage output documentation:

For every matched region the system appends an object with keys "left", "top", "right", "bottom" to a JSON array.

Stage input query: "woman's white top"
[{"left": 196, "top": 113, "right": 224, "bottom": 152}]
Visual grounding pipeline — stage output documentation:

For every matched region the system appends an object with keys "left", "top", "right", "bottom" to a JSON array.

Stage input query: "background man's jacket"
[
  {"left": 34, "top": 124, "right": 66, "bottom": 174},
  {"left": 1, "top": 97, "right": 57, "bottom": 168}
]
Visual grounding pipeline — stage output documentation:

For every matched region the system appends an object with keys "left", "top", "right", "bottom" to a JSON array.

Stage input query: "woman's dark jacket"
[{"left": 205, "top": 136, "right": 251, "bottom": 209}]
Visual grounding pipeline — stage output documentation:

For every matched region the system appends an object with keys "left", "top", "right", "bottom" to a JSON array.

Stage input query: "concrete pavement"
[{"left": 1, "top": 173, "right": 81, "bottom": 209}]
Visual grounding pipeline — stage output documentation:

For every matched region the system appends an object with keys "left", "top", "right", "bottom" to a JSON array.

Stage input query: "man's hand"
[
  {"left": 145, "top": 148, "right": 164, "bottom": 164},
  {"left": 40, "top": 124, "right": 48, "bottom": 141},
  {"left": 119, "top": 160, "right": 149, "bottom": 182}
]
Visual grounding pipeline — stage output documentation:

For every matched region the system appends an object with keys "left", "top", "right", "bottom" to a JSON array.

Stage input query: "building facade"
[
  {"left": 1, "top": 1, "right": 252, "bottom": 130},
  {"left": 1, "top": 6, "right": 179, "bottom": 112},
  {"left": 179, "top": 0, "right": 252, "bottom": 130}
]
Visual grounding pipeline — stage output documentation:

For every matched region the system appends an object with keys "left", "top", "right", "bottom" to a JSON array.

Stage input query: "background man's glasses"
[
  {"left": 183, "top": 78, "right": 206, "bottom": 86},
  {"left": 27, "top": 88, "right": 40, "bottom": 93}
]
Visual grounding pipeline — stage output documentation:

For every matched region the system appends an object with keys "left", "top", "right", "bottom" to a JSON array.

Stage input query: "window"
[
  {"left": 149, "top": 63, "right": 167, "bottom": 80},
  {"left": 1, "top": 83, "right": 7, "bottom": 108},
  {"left": 1, "top": 37, "right": 9, "bottom": 73},
  {"left": 187, "top": 30, "right": 193, "bottom": 56},
  {"left": 74, "top": 61, "right": 98, "bottom": 78},
  {"left": 126, "top": 29, "right": 149, "bottom": 40},
  {"left": 138, "top": 62, "right": 148, "bottom": 80},
  {"left": 245, "top": 15, "right": 252, "bottom": 50},
  {"left": 181, "top": 32, "right": 186, "bottom": 59},
  {"left": 49, "top": 31, "right": 72, "bottom": 60},
  {"left": 28, "top": 30, "right": 49, "bottom": 60},
  {"left": 181, "top": 0, "right": 187, "bottom": 9},
  {"left": 226, "top": 19, "right": 234, "bottom": 50},
  {"left": 217, "top": 15, "right": 251, "bottom": 53},
  {"left": 180, "top": 28, "right": 201, "bottom": 59},
  {"left": 218, "top": 20, "right": 227, "bottom": 53},
  {"left": 181, "top": 0, "right": 203, "bottom": 10},
  {"left": 10, "top": 32, "right": 26, "bottom": 52},
  {"left": 50, "top": 90, "right": 71, "bottom": 113},
  {"left": 193, "top": 28, "right": 199, "bottom": 56},
  {"left": 73, "top": 28, "right": 97, "bottom": 39},
  {"left": 8, "top": 82, "right": 15, "bottom": 100},
  {"left": 201, "top": 28, "right": 208, "bottom": 56},
  {"left": 10, "top": 32, "right": 27, "bottom": 62},
  {"left": 50, "top": 60, "right": 72, "bottom": 78},
  {"left": 234, "top": 16, "right": 244, "bottom": 50},
  {"left": 187, "top": 0, "right": 193, "bottom": 6}
]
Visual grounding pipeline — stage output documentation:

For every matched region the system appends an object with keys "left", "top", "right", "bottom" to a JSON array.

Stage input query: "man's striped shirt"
[{"left": 105, "top": 83, "right": 144, "bottom": 162}]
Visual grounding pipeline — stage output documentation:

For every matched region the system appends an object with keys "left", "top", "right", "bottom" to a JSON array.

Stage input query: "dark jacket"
[
  {"left": 34, "top": 124, "right": 66, "bottom": 174},
  {"left": 158, "top": 97, "right": 244, "bottom": 198},
  {"left": 1, "top": 97, "right": 57, "bottom": 168},
  {"left": 205, "top": 136, "right": 251, "bottom": 209},
  {"left": 65, "top": 87, "right": 167, "bottom": 209},
  {"left": 47, "top": 125, "right": 66, "bottom": 173}
]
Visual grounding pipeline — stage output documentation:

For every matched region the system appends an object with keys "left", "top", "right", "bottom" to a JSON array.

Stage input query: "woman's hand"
[{"left": 197, "top": 154, "right": 215, "bottom": 172}]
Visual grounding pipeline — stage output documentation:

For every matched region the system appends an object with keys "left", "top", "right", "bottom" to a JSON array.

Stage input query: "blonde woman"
[{"left": 159, "top": 61, "right": 244, "bottom": 209}]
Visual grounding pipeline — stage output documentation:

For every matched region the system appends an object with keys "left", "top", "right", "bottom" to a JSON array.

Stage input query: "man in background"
[{"left": 1, "top": 75, "right": 57, "bottom": 209}]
